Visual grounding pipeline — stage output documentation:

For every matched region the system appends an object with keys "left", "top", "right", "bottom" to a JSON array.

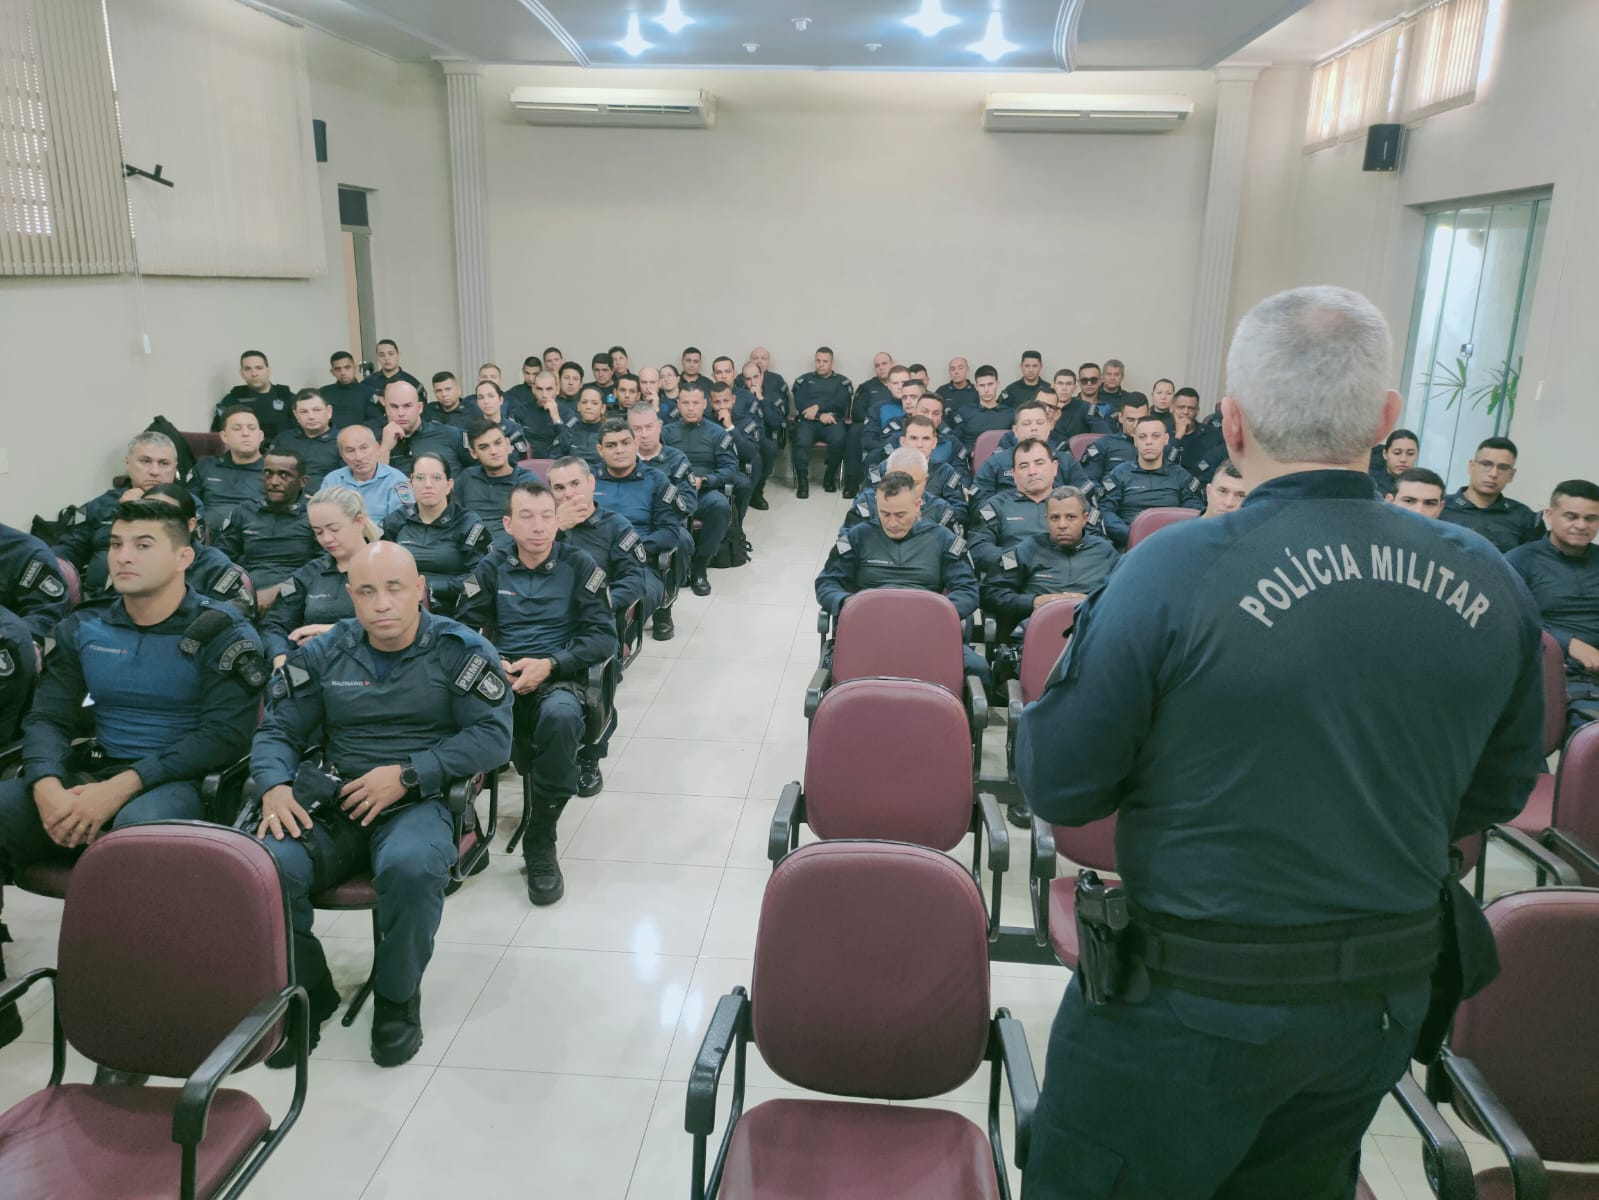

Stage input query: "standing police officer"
[
  {"left": 252, "top": 542, "right": 511, "bottom": 1067},
  {"left": 1017, "top": 286, "right": 1545, "bottom": 1199}
]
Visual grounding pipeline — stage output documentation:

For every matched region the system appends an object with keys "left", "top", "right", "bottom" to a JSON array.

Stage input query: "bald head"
[
  {"left": 346, "top": 542, "right": 425, "bottom": 648},
  {"left": 382, "top": 379, "right": 423, "bottom": 433}
]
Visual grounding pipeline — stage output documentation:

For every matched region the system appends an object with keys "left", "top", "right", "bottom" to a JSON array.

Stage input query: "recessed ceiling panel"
[{"left": 1071, "top": 0, "right": 1314, "bottom": 69}]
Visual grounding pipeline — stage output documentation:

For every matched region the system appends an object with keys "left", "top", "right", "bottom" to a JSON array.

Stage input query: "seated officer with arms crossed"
[
  {"left": 0, "top": 499, "right": 265, "bottom": 1044},
  {"left": 845, "top": 447, "right": 963, "bottom": 538},
  {"left": 252, "top": 542, "right": 511, "bottom": 1067},
  {"left": 458, "top": 483, "right": 617, "bottom": 907},
  {"left": 215, "top": 449, "right": 318, "bottom": 609},
  {"left": 190, "top": 406, "right": 266, "bottom": 533},
  {"left": 816, "top": 470, "right": 987, "bottom": 686},
  {"left": 0, "top": 524, "right": 70, "bottom": 743},
  {"left": 663, "top": 385, "right": 740, "bottom": 596},
  {"left": 381, "top": 453, "right": 492, "bottom": 615},
  {"left": 1097, "top": 414, "right": 1205, "bottom": 547},
  {"left": 263, "top": 487, "right": 380, "bottom": 666},
  {"left": 1508, "top": 479, "right": 1599, "bottom": 730},
  {"left": 53, "top": 432, "right": 184, "bottom": 595},
  {"left": 1384, "top": 467, "right": 1447, "bottom": 518},
  {"left": 594, "top": 414, "right": 693, "bottom": 642}
]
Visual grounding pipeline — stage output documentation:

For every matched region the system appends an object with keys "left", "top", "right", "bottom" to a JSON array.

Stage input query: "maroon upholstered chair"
[
  {"left": 769, "top": 679, "right": 1009, "bottom": 935},
  {"left": 686, "top": 841, "right": 1038, "bottom": 1200},
  {"left": 972, "top": 429, "right": 1006, "bottom": 473},
  {"left": 517, "top": 457, "right": 554, "bottom": 482},
  {"left": 181, "top": 431, "right": 225, "bottom": 463},
  {"left": 1427, "top": 887, "right": 1599, "bottom": 1199},
  {"left": 1068, "top": 432, "right": 1105, "bottom": 463},
  {"left": 1125, "top": 506, "right": 1200, "bottom": 551},
  {"left": 0, "top": 823, "right": 307, "bottom": 1199},
  {"left": 1002, "top": 596, "right": 1083, "bottom": 783},
  {"left": 805, "top": 589, "right": 987, "bottom": 747}
]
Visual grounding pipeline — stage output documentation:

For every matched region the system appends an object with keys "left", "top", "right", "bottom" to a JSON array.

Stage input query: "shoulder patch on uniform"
[
  {"left": 719, "top": 433, "right": 732, "bottom": 450},
  {"left": 19, "top": 561, "right": 40, "bottom": 588},
  {"left": 1001, "top": 551, "right": 1018, "bottom": 571},
  {"left": 630, "top": 540, "right": 648, "bottom": 564},
  {"left": 854, "top": 500, "right": 869, "bottom": 517},
  {"left": 835, "top": 537, "right": 852, "bottom": 555},
  {"left": 1084, "top": 445, "right": 1101, "bottom": 460},
  {"left": 979, "top": 504, "right": 997, "bottom": 522},
  {"left": 584, "top": 566, "right": 607, "bottom": 594},
  {"left": 278, "top": 577, "right": 297, "bottom": 596},
  {"left": 948, "top": 536, "right": 967, "bottom": 558},
  {"left": 475, "top": 669, "right": 506, "bottom": 701},
  {"left": 214, "top": 566, "right": 243, "bottom": 596},
  {"left": 619, "top": 530, "right": 639, "bottom": 552},
  {"left": 0, "top": 648, "right": 12, "bottom": 678},
  {"left": 462, "top": 575, "right": 482, "bottom": 599},
  {"left": 466, "top": 520, "right": 487, "bottom": 548},
  {"left": 1101, "top": 478, "right": 1118, "bottom": 494},
  {"left": 38, "top": 574, "right": 64, "bottom": 598},
  {"left": 453, "top": 653, "right": 488, "bottom": 693}
]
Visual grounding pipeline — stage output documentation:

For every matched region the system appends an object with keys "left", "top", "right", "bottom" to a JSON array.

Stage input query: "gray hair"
[
  {"left": 548, "top": 455, "right": 592, "bottom": 477},
  {"left": 307, "top": 485, "right": 380, "bottom": 543},
  {"left": 127, "top": 431, "right": 176, "bottom": 457},
  {"left": 1225, "top": 286, "right": 1392, "bottom": 464},
  {"left": 1047, "top": 485, "right": 1089, "bottom": 509},
  {"left": 885, "top": 447, "right": 928, "bottom": 476}
]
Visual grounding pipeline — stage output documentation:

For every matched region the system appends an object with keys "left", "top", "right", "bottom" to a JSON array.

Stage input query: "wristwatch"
[{"left": 399, "top": 763, "right": 420, "bottom": 796}]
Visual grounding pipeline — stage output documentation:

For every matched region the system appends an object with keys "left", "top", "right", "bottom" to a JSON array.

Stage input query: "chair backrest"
[
  {"left": 54, "top": 557, "right": 80, "bottom": 610},
  {"left": 1449, "top": 888, "right": 1599, "bottom": 1163},
  {"left": 1540, "top": 632, "right": 1567, "bottom": 757},
  {"left": 752, "top": 841, "right": 992, "bottom": 1099},
  {"left": 1554, "top": 721, "right": 1599, "bottom": 883},
  {"left": 520, "top": 457, "right": 554, "bottom": 482},
  {"left": 832, "top": 588, "right": 965, "bottom": 697},
  {"left": 57, "top": 823, "right": 292, "bottom": 1078},
  {"left": 805, "top": 679, "right": 974, "bottom": 851},
  {"left": 1125, "top": 506, "right": 1200, "bottom": 550},
  {"left": 1019, "top": 596, "right": 1083, "bottom": 705},
  {"left": 1069, "top": 432, "right": 1105, "bottom": 462},
  {"left": 182, "top": 431, "right": 224, "bottom": 462},
  {"left": 1051, "top": 813, "right": 1118, "bottom": 872},
  {"left": 972, "top": 429, "right": 1006, "bottom": 473}
]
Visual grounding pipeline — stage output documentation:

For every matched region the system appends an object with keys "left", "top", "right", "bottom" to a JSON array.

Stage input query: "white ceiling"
[{"left": 248, "top": 0, "right": 1390, "bottom": 71}]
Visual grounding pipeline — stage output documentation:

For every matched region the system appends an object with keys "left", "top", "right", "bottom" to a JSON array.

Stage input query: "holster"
[
  {"left": 1074, "top": 870, "right": 1138, "bottom": 1006},
  {"left": 1413, "top": 876, "right": 1501, "bottom": 1062}
]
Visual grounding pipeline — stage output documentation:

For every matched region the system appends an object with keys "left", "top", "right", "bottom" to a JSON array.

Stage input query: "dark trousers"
[
  {"left": 754, "top": 436, "right": 778, "bottom": 493},
  {"left": 691, "top": 489, "right": 732, "bottom": 566},
  {"left": 791, "top": 419, "right": 845, "bottom": 475},
  {"left": 512, "top": 688, "right": 583, "bottom": 847},
  {"left": 0, "top": 610, "right": 37, "bottom": 743},
  {"left": 0, "top": 774, "right": 204, "bottom": 923},
  {"left": 842, "top": 421, "right": 866, "bottom": 488},
  {"left": 1022, "top": 976, "right": 1429, "bottom": 1200},
  {"left": 260, "top": 799, "right": 455, "bottom": 1004}
]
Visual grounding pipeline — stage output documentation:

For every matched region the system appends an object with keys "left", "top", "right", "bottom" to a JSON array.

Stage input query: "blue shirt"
[{"left": 321, "top": 464, "right": 411, "bottom": 524}]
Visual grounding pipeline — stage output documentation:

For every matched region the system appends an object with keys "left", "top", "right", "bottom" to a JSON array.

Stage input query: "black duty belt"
[{"left": 1129, "top": 907, "right": 1443, "bottom": 1004}]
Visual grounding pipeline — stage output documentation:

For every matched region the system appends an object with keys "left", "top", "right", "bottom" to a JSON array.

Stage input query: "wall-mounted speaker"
[
  {"left": 313, "top": 119, "right": 328, "bottom": 164},
  {"left": 1362, "top": 123, "right": 1402, "bottom": 172}
]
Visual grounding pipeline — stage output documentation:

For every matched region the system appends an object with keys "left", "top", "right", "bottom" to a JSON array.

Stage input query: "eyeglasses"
[{"left": 1472, "top": 460, "right": 1515, "bottom": 474}]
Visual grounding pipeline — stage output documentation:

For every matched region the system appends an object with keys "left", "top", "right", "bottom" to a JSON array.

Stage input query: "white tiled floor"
[{"left": 0, "top": 483, "right": 1552, "bottom": 1197}]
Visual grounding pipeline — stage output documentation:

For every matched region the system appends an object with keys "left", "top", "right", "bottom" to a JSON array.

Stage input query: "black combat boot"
[
  {"left": 524, "top": 804, "right": 565, "bottom": 906},
  {"left": 268, "top": 933, "right": 342, "bottom": 1069},
  {"left": 749, "top": 488, "right": 769, "bottom": 511},
  {"left": 691, "top": 563, "right": 712, "bottom": 596},
  {"left": 651, "top": 606, "right": 675, "bottom": 641},
  {"left": 370, "top": 991, "right": 423, "bottom": 1068},
  {"left": 822, "top": 465, "right": 839, "bottom": 493},
  {"left": 577, "top": 754, "right": 603, "bottom": 798},
  {"left": 795, "top": 471, "right": 810, "bottom": 499}
]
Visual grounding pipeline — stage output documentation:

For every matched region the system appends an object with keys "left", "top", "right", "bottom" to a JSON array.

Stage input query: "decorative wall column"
[
  {"left": 441, "top": 60, "right": 494, "bottom": 373},
  {"left": 1185, "top": 66, "right": 1261, "bottom": 405}
]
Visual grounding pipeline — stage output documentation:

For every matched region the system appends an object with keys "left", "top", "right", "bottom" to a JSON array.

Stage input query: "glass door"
[{"left": 1400, "top": 194, "right": 1549, "bottom": 487}]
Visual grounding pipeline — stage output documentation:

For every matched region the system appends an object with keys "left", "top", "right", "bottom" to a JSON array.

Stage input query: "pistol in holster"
[{"left": 1074, "top": 869, "right": 1132, "bottom": 1007}]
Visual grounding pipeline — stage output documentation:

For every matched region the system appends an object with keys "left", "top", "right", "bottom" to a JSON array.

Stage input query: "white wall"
[
  {"left": 0, "top": 18, "right": 457, "bottom": 523},
  {"left": 479, "top": 65, "right": 1219, "bottom": 394},
  {"left": 1229, "top": 0, "right": 1599, "bottom": 502}
]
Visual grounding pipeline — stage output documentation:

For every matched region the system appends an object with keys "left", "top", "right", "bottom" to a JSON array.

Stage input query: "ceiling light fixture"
[
  {"left": 904, "top": 0, "right": 958, "bottom": 37},
  {"left": 618, "top": 13, "right": 653, "bottom": 55},
  {"left": 654, "top": 0, "right": 691, "bottom": 35},
  {"left": 967, "top": 11, "right": 1018, "bottom": 61}
]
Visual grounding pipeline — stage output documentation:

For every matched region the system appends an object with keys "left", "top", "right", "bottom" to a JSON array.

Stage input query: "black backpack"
[{"left": 710, "top": 503, "right": 752, "bottom": 569}]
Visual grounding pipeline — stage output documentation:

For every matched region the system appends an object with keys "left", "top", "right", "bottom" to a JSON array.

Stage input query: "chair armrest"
[
  {"left": 1485, "top": 824, "right": 1580, "bottom": 886},
  {"left": 201, "top": 755, "right": 252, "bottom": 825},
  {"left": 445, "top": 777, "right": 476, "bottom": 817},
  {"left": 235, "top": 776, "right": 262, "bottom": 831},
  {"left": 1389, "top": 1072, "right": 1475, "bottom": 1200},
  {"left": 0, "top": 966, "right": 54, "bottom": 1012},
  {"left": 976, "top": 793, "right": 1010, "bottom": 876},
  {"left": 983, "top": 615, "right": 996, "bottom": 646},
  {"left": 966, "top": 675, "right": 989, "bottom": 738},
  {"left": 803, "top": 667, "right": 829, "bottom": 719},
  {"left": 173, "top": 985, "right": 307, "bottom": 1148},
  {"left": 1029, "top": 817, "right": 1056, "bottom": 948},
  {"left": 0, "top": 739, "right": 26, "bottom": 776},
  {"left": 992, "top": 1009, "right": 1040, "bottom": 1171},
  {"left": 686, "top": 989, "right": 748, "bottom": 1138},
  {"left": 1546, "top": 828, "right": 1599, "bottom": 880},
  {"left": 815, "top": 607, "right": 831, "bottom": 637},
  {"left": 1438, "top": 1052, "right": 1547, "bottom": 1200},
  {"left": 769, "top": 782, "right": 803, "bottom": 866},
  {"left": 1005, "top": 680, "right": 1022, "bottom": 730}
]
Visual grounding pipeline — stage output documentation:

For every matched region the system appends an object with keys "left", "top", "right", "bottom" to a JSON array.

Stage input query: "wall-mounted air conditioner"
[
  {"left": 982, "top": 93, "right": 1194, "bottom": 133},
  {"left": 509, "top": 87, "right": 716, "bottom": 130}
]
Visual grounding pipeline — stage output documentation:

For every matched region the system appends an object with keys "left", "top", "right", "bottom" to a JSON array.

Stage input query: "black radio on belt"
[{"left": 1074, "top": 869, "right": 1131, "bottom": 1007}]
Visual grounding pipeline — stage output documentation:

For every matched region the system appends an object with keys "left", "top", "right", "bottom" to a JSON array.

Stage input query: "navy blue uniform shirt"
[{"left": 0, "top": 524, "right": 69, "bottom": 643}]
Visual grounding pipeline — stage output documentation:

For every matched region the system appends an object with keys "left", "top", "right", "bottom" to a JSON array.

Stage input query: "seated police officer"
[
  {"left": 1000, "top": 351, "right": 1047, "bottom": 407},
  {"left": 706, "top": 383, "right": 757, "bottom": 521},
  {"left": 1046, "top": 369, "right": 1095, "bottom": 440},
  {"left": 973, "top": 400, "right": 1093, "bottom": 506},
  {"left": 271, "top": 389, "right": 343, "bottom": 490},
  {"left": 211, "top": 349, "right": 296, "bottom": 439},
  {"left": 791, "top": 347, "right": 853, "bottom": 498},
  {"left": 595, "top": 414, "right": 693, "bottom": 642},
  {"left": 323, "top": 351, "right": 375, "bottom": 429},
  {"left": 950, "top": 366, "right": 1014, "bottom": 454},
  {"left": 938, "top": 356, "right": 979, "bottom": 414},
  {"left": 0, "top": 499, "right": 264, "bottom": 1044},
  {"left": 869, "top": 416, "right": 973, "bottom": 512},
  {"left": 427, "top": 372, "right": 478, "bottom": 435},
  {"left": 816, "top": 470, "right": 987, "bottom": 685},
  {"left": 457, "top": 483, "right": 617, "bottom": 906},
  {"left": 517, "top": 370, "right": 569, "bottom": 458},
  {"left": 968, "top": 438, "right": 1069, "bottom": 575},
  {"left": 134, "top": 484, "right": 253, "bottom": 616},
  {"left": 1384, "top": 467, "right": 1447, "bottom": 518},
  {"left": 562, "top": 385, "right": 610, "bottom": 468},
  {"left": 363, "top": 337, "right": 428, "bottom": 406},
  {"left": 53, "top": 432, "right": 183, "bottom": 594},
  {"left": 263, "top": 487, "right": 380, "bottom": 665},
  {"left": 215, "top": 449, "right": 318, "bottom": 608},
  {"left": 0, "top": 523, "right": 70, "bottom": 743},
  {"left": 1097, "top": 414, "right": 1206, "bottom": 547},
  {"left": 471, "top": 380, "right": 534, "bottom": 462},
  {"left": 663, "top": 385, "right": 739, "bottom": 596},
  {"left": 381, "top": 452, "right": 491, "bottom": 615},
  {"left": 861, "top": 364, "right": 910, "bottom": 466},
  {"left": 982, "top": 485, "right": 1119, "bottom": 633},
  {"left": 323, "top": 424, "right": 411, "bottom": 525},
  {"left": 1080, "top": 394, "right": 1158, "bottom": 485},
  {"left": 879, "top": 387, "right": 971, "bottom": 476},
  {"left": 1441, "top": 436, "right": 1540, "bottom": 552},
  {"left": 253, "top": 542, "right": 511, "bottom": 1067},
  {"left": 738, "top": 360, "right": 783, "bottom": 510},
  {"left": 456, "top": 420, "right": 538, "bottom": 538},
  {"left": 378, "top": 380, "right": 463, "bottom": 477},
  {"left": 1203, "top": 461, "right": 1251, "bottom": 517},
  {"left": 189, "top": 406, "right": 267, "bottom": 534},
  {"left": 1508, "top": 479, "right": 1599, "bottom": 730},
  {"left": 1171, "top": 387, "right": 1227, "bottom": 485},
  {"left": 845, "top": 447, "right": 963, "bottom": 538}
]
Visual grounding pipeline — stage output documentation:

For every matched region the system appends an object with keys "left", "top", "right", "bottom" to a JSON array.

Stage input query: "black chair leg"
[
  {"left": 506, "top": 772, "right": 533, "bottom": 855},
  {"left": 341, "top": 910, "right": 381, "bottom": 1027}
]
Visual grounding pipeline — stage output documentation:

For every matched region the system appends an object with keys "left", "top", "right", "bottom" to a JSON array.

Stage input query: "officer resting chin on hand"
[
  {"left": 1016, "top": 287, "right": 1545, "bottom": 1200},
  {"left": 251, "top": 542, "right": 512, "bottom": 1069}
]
